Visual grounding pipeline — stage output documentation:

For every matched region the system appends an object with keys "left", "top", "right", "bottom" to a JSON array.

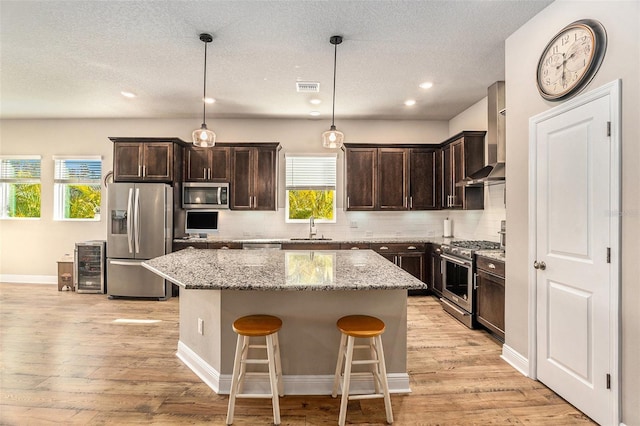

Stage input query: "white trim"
[
  {"left": 0, "top": 155, "right": 41, "bottom": 160},
  {"left": 284, "top": 152, "right": 338, "bottom": 158},
  {"left": 52, "top": 155, "right": 102, "bottom": 160},
  {"left": 176, "top": 340, "right": 411, "bottom": 396},
  {"left": 501, "top": 344, "right": 530, "bottom": 377},
  {"left": 0, "top": 274, "right": 56, "bottom": 284},
  {"left": 528, "top": 79, "right": 621, "bottom": 425}
]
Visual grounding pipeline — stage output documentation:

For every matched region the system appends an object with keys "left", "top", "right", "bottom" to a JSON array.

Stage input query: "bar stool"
[
  {"left": 226, "top": 314, "right": 283, "bottom": 425},
  {"left": 332, "top": 315, "right": 393, "bottom": 426}
]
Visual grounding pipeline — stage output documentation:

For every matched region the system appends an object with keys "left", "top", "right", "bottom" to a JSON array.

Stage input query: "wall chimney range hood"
[{"left": 463, "top": 81, "right": 506, "bottom": 186}]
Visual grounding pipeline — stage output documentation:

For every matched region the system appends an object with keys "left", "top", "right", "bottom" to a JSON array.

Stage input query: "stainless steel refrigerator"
[{"left": 107, "top": 183, "right": 173, "bottom": 300}]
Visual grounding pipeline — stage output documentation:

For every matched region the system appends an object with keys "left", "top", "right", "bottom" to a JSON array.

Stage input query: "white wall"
[{"left": 505, "top": 1, "right": 639, "bottom": 424}]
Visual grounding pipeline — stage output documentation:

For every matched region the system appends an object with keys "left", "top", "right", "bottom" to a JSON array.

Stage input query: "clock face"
[{"left": 537, "top": 20, "right": 607, "bottom": 101}]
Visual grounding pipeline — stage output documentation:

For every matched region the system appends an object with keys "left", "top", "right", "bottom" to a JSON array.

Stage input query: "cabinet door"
[
  {"left": 377, "top": 148, "right": 408, "bottom": 210},
  {"left": 254, "top": 147, "right": 277, "bottom": 210},
  {"left": 410, "top": 149, "right": 439, "bottom": 210},
  {"left": 398, "top": 253, "right": 425, "bottom": 281},
  {"left": 185, "top": 147, "right": 211, "bottom": 181},
  {"left": 430, "top": 248, "right": 443, "bottom": 295},
  {"left": 210, "top": 147, "right": 231, "bottom": 181},
  {"left": 231, "top": 147, "right": 253, "bottom": 209},
  {"left": 441, "top": 146, "right": 452, "bottom": 208},
  {"left": 476, "top": 270, "right": 505, "bottom": 340},
  {"left": 114, "top": 143, "right": 144, "bottom": 181},
  {"left": 345, "top": 148, "right": 376, "bottom": 210},
  {"left": 143, "top": 143, "right": 172, "bottom": 181},
  {"left": 451, "top": 141, "right": 465, "bottom": 208}
]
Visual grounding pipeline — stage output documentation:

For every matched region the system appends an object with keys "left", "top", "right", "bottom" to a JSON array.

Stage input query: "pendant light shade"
[
  {"left": 192, "top": 33, "right": 216, "bottom": 147},
  {"left": 322, "top": 35, "right": 344, "bottom": 149}
]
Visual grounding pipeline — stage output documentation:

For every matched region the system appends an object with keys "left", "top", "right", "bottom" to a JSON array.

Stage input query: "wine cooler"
[{"left": 75, "top": 240, "right": 107, "bottom": 294}]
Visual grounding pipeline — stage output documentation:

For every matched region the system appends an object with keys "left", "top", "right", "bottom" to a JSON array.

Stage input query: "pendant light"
[
  {"left": 322, "top": 35, "right": 344, "bottom": 149},
  {"left": 192, "top": 33, "right": 216, "bottom": 147}
]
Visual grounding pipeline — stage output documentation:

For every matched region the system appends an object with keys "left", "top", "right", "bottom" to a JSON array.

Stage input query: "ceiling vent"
[{"left": 296, "top": 81, "right": 320, "bottom": 93}]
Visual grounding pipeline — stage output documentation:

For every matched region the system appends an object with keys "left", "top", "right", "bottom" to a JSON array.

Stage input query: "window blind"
[
  {"left": 0, "top": 157, "right": 41, "bottom": 183},
  {"left": 54, "top": 158, "right": 102, "bottom": 184},
  {"left": 285, "top": 155, "right": 336, "bottom": 190}
]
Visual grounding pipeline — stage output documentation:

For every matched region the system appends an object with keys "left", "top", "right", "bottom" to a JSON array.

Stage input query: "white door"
[{"left": 531, "top": 82, "right": 620, "bottom": 425}]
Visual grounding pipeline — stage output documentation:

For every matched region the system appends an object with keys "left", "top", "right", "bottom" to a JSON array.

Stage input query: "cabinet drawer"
[
  {"left": 339, "top": 243, "right": 371, "bottom": 250},
  {"left": 208, "top": 242, "right": 242, "bottom": 250},
  {"left": 476, "top": 256, "right": 505, "bottom": 277},
  {"left": 371, "top": 243, "right": 425, "bottom": 253},
  {"left": 173, "top": 242, "right": 208, "bottom": 251}
]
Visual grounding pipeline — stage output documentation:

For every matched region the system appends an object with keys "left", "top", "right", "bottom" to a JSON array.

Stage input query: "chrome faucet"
[{"left": 309, "top": 216, "right": 317, "bottom": 239}]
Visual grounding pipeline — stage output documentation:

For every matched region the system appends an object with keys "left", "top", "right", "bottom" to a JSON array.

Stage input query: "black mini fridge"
[{"left": 75, "top": 240, "right": 107, "bottom": 294}]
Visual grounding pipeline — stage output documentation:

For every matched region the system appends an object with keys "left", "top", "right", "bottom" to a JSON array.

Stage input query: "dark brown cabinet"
[
  {"left": 184, "top": 146, "right": 230, "bottom": 182},
  {"left": 344, "top": 147, "right": 376, "bottom": 210},
  {"left": 427, "top": 243, "right": 443, "bottom": 296},
  {"left": 110, "top": 137, "right": 185, "bottom": 183},
  {"left": 344, "top": 145, "right": 440, "bottom": 211},
  {"left": 172, "top": 241, "right": 241, "bottom": 251},
  {"left": 440, "top": 131, "right": 486, "bottom": 210},
  {"left": 475, "top": 255, "right": 505, "bottom": 340},
  {"left": 371, "top": 243, "right": 426, "bottom": 283},
  {"left": 230, "top": 144, "right": 279, "bottom": 210}
]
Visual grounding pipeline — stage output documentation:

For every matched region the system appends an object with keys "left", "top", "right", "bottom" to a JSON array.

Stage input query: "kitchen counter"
[
  {"left": 174, "top": 235, "right": 452, "bottom": 245},
  {"left": 476, "top": 249, "right": 506, "bottom": 262},
  {"left": 142, "top": 248, "right": 420, "bottom": 396},
  {"left": 143, "top": 248, "right": 425, "bottom": 291}
]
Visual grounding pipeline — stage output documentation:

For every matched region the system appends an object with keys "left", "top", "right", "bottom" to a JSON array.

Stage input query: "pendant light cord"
[
  {"left": 331, "top": 41, "right": 337, "bottom": 127},
  {"left": 202, "top": 40, "right": 208, "bottom": 125}
]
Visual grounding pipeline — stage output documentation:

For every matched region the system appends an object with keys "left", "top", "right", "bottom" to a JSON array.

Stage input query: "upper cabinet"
[
  {"left": 344, "top": 144, "right": 440, "bottom": 211},
  {"left": 440, "top": 131, "right": 486, "bottom": 210},
  {"left": 229, "top": 143, "right": 280, "bottom": 210},
  {"left": 184, "top": 146, "right": 231, "bottom": 182},
  {"left": 110, "top": 137, "right": 185, "bottom": 183}
]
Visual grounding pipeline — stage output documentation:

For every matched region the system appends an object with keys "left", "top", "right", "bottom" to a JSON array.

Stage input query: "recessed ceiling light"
[
  {"left": 419, "top": 82, "right": 433, "bottom": 89},
  {"left": 204, "top": 97, "right": 216, "bottom": 104},
  {"left": 404, "top": 99, "right": 416, "bottom": 106},
  {"left": 309, "top": 111, "right": 321, "bottom": 116},
  {"left": 310, "top": 99, "right": 321, "bottom": 105},
  {"left": 121, "top": 91, "right": 136, "bottom": 98}
]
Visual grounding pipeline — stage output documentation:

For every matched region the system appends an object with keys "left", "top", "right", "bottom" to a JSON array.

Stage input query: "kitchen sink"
[{"left": 289, "top": 237, "right": 333, "bottom": 241}]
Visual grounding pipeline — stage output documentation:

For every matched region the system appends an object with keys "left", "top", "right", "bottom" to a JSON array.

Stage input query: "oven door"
[{"left": 441, "top": 253, "right": 474, "bottom": 313}]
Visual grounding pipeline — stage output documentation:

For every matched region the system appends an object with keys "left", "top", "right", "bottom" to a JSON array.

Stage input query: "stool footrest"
[
  {"left": 350, "top": 359, "right": 380, "bottom": 365},
  {"left": 236, "top": 393, "right": 275, "bottom": 399},
  {"left": 242, "top": 359, "right": 269, "bottom": 365},
  {"left": 349, "top": 393, "right": 385, "bottom": 401}
]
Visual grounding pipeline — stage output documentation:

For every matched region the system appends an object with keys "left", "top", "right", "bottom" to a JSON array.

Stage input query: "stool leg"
[
  {"left": 370, "top": 337, "right": 381, "bottom": 394},
  {"left": 226, "top": 334, "right": 245, "bottom": 425},
  {"left": 332, "top": 333, "right": 347, "bottom": 398},
  {"left": 376, "top": 334, "right": 393, "bottom": 424},
  {"left": 266, "top": 333, "right": 281, "bottom": 425},
  {"left": 236, "top": 336, "right": 249, "bottom": 395},
  {"left": 273, "top": 332, "right": 284, "bottom": 397},
  {"left": 338, "top": 336, "right": 355, "bottom": 426}
]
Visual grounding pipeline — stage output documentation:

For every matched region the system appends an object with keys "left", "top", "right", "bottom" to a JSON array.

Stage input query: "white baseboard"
[
  {"left": 501, "top": 343, "right": 529, "bottom": 377},
  {"left": 177, "top": 340, "right": 411, "bottom": 395},
  {"left": 0, "top": 274, "right": 56, "bottom": 284}
]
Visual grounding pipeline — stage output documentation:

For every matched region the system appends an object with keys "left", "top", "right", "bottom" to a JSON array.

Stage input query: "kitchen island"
[{"left": 143, "top": 248, "right": 424, "bottom": 395}]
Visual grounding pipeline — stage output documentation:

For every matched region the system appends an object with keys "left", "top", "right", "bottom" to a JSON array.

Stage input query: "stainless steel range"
[{"left": 439, "top": 240, "right": 501, "bottom": 328}]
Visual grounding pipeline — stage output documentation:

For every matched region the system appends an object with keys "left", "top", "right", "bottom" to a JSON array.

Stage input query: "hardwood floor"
[{"left": 0, "top": 283, "right": 593, "bottom": 425}]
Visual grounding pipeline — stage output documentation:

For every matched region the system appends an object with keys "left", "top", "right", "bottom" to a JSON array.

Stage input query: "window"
[
  {"left": 285, "top": 154, "right": 336, "bottom": 223},
  {"left": 54, "top": 156, "right": 102, "bottom": 220},
  {"left": 0, "top": 156, "right": 41, "bottom": 219}
]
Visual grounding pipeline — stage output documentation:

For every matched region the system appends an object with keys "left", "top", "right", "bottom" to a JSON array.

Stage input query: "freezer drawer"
[{"left": 107, "top": 259, "right": 169, "bottom": 300}]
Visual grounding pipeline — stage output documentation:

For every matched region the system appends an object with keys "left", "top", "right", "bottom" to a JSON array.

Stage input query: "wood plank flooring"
[{"left": 0, "top": 283, "right": 594, "bottom": 425}]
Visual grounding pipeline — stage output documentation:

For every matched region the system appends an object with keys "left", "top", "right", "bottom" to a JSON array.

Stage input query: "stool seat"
[
  {"left": 337, "top": 315, "right": 385, "bottom": 338},
  {"left": 233, "top": 315, "right": 282, "bottom": 336}
]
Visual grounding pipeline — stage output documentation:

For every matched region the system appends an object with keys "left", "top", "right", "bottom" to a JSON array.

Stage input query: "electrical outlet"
[
  {"left": 365, "top": 231, "right": 373, "bottom": 237},
  {"left": 350, "top": 221, "right": 358, "bottom": 228},
  {"left": 197, "top": 318, "right": 204, "bottom": 335}
]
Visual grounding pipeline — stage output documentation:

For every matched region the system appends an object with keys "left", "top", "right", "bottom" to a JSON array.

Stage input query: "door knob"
[{"left": 533, "top": 260, "right": 547, "bottom": 270}]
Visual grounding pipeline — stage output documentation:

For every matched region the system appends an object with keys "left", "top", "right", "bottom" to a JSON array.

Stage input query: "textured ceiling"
[{"left": 0, "top": 0, "right": 552, "bottom": 121}]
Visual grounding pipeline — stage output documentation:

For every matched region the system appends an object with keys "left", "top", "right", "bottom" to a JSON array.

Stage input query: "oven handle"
[{"left": 441, "top": 253, "right": 472, "bottom": 268}]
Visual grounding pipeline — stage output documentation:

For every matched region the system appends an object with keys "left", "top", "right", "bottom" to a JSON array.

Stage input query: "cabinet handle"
[
  {"left": 347, "top": 196, "right": 350, "bottom": 209},
  {"left": 488, "top": 263, "right": 496, "bottom": 269},
  {"left": 350, "top": 247, "right": 360, "bottom": 250},
  {"left": 142, "top": 165, "right": 146, "bottom": 177},
  {"left": 473, "top": 272, "right": 478, "bottom": 290},
  {"left": 435, "top": 248, "right": 441, "bottom": 253},
  {"left": 410, "top": 196, "right": 413, "bottom": 209},
  {"left": 408, "top": 246, "right": 417, "bottom": 250},
  {"left": 404, "top": 197, "right": 408, "bottom": 208},
  {"left": 208, "top": 168, "right": 212, "bottom": 180},
  {"left": 379, "top": 246, "right": 389, "bottom": 250},
  {"left": 249, "top": 197, "right": 252, "bottom": 208},
  {"left": 138, "top": 165, "right": 142, "bottom": 177},
  {"left": 253, "top": 196, "right": 257, "bottom": 208},
  {"left": 221, "top": 246, "right": 229, "bottom": 250},
  {"left": 203, "top": 168, "right": 207, "bottom": 179}
]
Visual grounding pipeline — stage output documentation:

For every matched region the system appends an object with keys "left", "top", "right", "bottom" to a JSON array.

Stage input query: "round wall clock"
[{"left": 536, "top": 19, "right": 607, "bottom": 101}]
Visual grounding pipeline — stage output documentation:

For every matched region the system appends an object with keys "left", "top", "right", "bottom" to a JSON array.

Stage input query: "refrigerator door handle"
[
  {"left": 127, "top": 188, "right": 134, "bottom": 253},
  {"left": 134, "top": 187, "right": 141, "bottom": 254}
]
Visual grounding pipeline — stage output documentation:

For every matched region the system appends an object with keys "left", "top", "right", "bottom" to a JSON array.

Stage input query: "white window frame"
[
  {"left": 285, "top": 153, "right": 337, "bottom": 224},
  {"left": 53, "top": 155, "right": 102, "bottom": 221},
  {"left": 0, "top": 155, "right": 42, "bottom": 220}
]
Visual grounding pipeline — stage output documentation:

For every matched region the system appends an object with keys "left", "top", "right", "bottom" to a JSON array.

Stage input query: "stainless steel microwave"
[{"left": 182, "top": 182, "right": 229, "bottom": 209}]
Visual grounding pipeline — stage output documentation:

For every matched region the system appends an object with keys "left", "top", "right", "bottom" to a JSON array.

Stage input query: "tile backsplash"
[{"left": 215, "top": 184, "right": 506, "bottom": 242}]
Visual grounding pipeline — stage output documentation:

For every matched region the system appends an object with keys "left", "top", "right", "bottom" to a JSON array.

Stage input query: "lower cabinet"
[
  {"left": 172, "top": 241, "right": 241, "bottom": 251},
  {"left": 371, "top": 243, "right": 426, "bottom": 292},
  {"left": 427, "top": 243, "right": 443, "bottom": 296},
  {"left": 475, "top": 255, "right": 505, "bottom": 340}
]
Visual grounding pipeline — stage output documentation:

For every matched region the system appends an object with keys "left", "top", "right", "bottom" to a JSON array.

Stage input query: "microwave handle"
[{"left": 217, "top": 187, "right": 221, "bottom": 205}]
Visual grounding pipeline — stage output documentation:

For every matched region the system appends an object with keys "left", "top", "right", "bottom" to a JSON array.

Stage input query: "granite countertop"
[
  {"left": 143, "top": 248, "right": 426, "bottom": 291},
  {"left": 476, "top": 250, "right": 506, "bottom": 262},
  {"left": 174, "top": 236, "right": 452, "bottom": 245}
]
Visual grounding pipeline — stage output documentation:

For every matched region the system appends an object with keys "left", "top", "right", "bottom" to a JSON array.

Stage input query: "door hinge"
[
  {"left": 607, "top": 121, "right": 611, "bottom": 137},
  {"left": 606, "top": 247, "right": 611, "bottom": 263},
  {"left": 606, "top": 373, "right": 611, "bottom": 389}
]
